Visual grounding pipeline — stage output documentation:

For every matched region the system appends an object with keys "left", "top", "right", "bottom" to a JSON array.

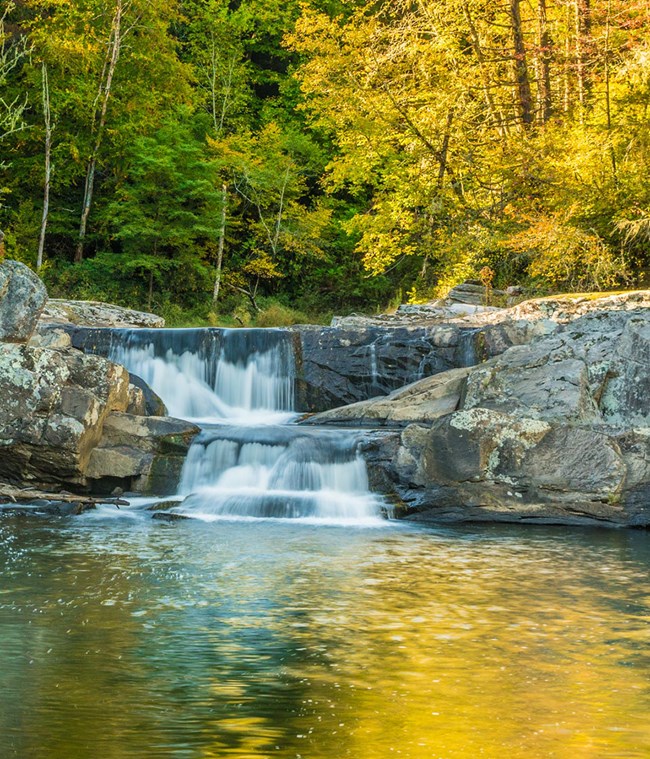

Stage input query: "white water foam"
[{"left": 107, "top": 329, "right": 385, "bottom": 523}]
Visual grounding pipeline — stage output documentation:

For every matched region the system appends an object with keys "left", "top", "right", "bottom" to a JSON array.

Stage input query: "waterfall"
[
  {"left": 175, "top": 426, "right": 379, "bottom": 521},
  {"left": 107, "top": 328, "right": 295, "bottom": 423},
  {"left": 104, "top": 328, "right": 384, "bottom": 523}
]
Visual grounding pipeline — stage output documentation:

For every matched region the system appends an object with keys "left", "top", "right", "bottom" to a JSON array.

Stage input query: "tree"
[
  {"left": 0, "top": 3, "right": 29, "bottom": 149},
  {"left": 36, "top": 61, "right": 52, "bottom": 271},
  {"left": 212, "top": 122, "right": 331, "bottom": 310}
]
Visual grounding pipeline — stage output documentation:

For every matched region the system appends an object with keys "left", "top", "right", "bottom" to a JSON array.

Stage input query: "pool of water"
[{"left": 0, "top": 514, "right": 649, "bottom": 758}]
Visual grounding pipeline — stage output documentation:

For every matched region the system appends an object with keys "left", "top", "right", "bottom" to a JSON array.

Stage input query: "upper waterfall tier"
[{"left": 105, "top": 328, "right": 295, "bottom": 423}]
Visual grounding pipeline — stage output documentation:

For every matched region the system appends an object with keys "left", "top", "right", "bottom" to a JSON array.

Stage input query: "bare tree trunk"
[
  {"left": 37, "top": 62, "right": 52, "bottom": 271},
  {"left": 575, "top": 0, "right": 592, "bottom": 119},
  {"left": 212, "top": 183, "right": 228, "bottom": 308},
  {"left": 510, "top": 0, "right": 534, "bottom": 127},
  {"left": 147, "top": 267, "right": 154, "bottom": 312},
  {"left": 537, "top": 0, "right": 553, "bottom": 123},
  {"left": 563, "top": 0, "right": 572, "bottom": 114},
  {"left": 75, "top": 0, "right": 123, "bottom": 263},
  {"left": 462, "top": 3, "right": 508, "bottom": 137},
  {"left": 604, "top": 0, "right": 617, "bottom": 182}
]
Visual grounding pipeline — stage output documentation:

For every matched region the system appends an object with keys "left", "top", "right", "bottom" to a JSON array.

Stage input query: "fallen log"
[{"left": 0, "top": 483, "right": 128, "bottom": 508}]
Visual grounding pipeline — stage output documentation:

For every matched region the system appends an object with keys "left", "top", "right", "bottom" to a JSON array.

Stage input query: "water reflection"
[{"left": 0, "top": 518, "right": 649, "bottom": 758}]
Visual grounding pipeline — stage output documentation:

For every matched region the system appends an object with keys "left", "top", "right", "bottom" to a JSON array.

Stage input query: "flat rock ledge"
[{"left": 40, "top": 299, "right": 164, "bottom": 329}]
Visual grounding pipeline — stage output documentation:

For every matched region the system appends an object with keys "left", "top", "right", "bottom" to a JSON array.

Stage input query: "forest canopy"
[{"left": 0, "top": 0, "right": 649, "bottom": 323}]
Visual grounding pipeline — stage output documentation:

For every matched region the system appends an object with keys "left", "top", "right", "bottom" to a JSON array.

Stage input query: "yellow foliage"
[
  {"left": 508, "top": 213, "right": 629, "bottom": 292},
  {"left": 242, "top": 251, "right": 284, "bottom": 280}
]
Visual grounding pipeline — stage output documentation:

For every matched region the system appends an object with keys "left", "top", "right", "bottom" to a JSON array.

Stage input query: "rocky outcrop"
[
  {"left": 293, "top": 324, "right": 479, "bottom": 411},
  {"left": 311, "top": 368, "right": 470, "bottom": 426},
  {"left": 0, "top": 345, "right": 130, "bottom": 487},
  {"left": 39, "top": 299, "right": 165, "bottom": 329},
  {"left": 86, "top": 413, "right": 198, "bottom": 495},
  {"left": 0, "top": 341, "right": 194, "bottom": 493},
  {"left": 0, "top": 260, "right": 193, "bottom": 499},
  {"left": 319, "top": 306, "right": 650, "bottom": 527},
  {"left": 0, "top": 260, "right": 48, "bottom": 342}
]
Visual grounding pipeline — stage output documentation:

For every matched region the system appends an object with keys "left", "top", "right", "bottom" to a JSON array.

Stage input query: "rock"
[
  {"left": 293, "top": 324, "right": 479, "bottom": 411},
  {"left": 0, "top": 501, "right": 97, "bottom": 517},
  {"left": 0, "top": 260, "right": 48, "bottom": 342},
  {"left": 28, "top": 328, "right": 72, "bottom": 351},
  {"left": 39, "top": 299, "right": 165, "bottom": 329},
  {"left": 351, "top": 308, "right": 650, "bottom": 526},
  {"left": 509, "top": 290, "right": 650, "bottom": 322},
  {"left": 0, "top": 345, "right": 130, "bottom": 487},
  {"left": 127, "top": 373, "right": 167, "bottom": 416},
  {"left": 599, "top": 316, "right": 650, "bottom": 426},
  {"left": 145, "top": 498, "right": 185, "bottom": 511},
  {"left": 152, "top": 511, "right": 192, "bottom": 521},
  {"left": 309, "top": 367, "right": 470, "bottom": 426},
  {"left": 86, "top": 413, "right": 199, "bottom": 495},
  {"left": 447, "top": 280, "right": 506, "bottom": 307},
  {"left": 126, "top": 384, "right": 148, "bottom": 416}
]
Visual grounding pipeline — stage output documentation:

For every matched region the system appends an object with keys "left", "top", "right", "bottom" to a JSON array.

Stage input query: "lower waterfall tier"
[{"left": 169, "top": 425, "right": 385, "bottom": 522}]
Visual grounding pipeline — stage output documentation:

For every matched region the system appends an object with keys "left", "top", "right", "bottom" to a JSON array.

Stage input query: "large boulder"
[
  {"left": 0, "top": 260, "right": 48, "bottom": 342},
  {"left": 309, "top": 367, "right": 470, "bottom": 426},
  {"left": 354, "top": 308, "right": 650, "bottom": 526},
  {"left": 0, "top": 345, "right": 130, "bottom": 487},
  {"left": 0, "top": 343, "right": 195, "bottom": 493}
]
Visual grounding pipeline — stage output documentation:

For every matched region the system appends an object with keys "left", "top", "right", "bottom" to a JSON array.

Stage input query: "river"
[
  {"left": 1, "top": 327, "right": 649, "bottom": 757},
  {"left": 1, "top": 516, "right": 649, "bottom": 758}
]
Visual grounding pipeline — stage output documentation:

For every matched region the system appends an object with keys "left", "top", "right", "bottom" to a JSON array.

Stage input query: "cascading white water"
[
  {"left": 108, "top": 329, "right": 294, "bottom": 423},
  {"left": 105, "top": 329, "right": 384, "bottom": 523},
  {"left": 176, "top": 427, "right": 380, "bottom": 521}
]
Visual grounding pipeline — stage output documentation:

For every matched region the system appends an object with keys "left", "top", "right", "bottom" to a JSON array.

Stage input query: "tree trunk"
[
  {"left": 437, "top": 108, "right": 455, "bottom": 189},
  {"left": 75, "top": 0, "right": 123, "bottom": 263},
  {"left": 510, "top": 0, "right": 534, "bottom": 127},
  {"left": 37, "top": 62, "right": 52, "bottom": 271},
  {"left": 147, "top": 267, "right": 154, "bottom": 312},
  {"left": 604, "top": 0, "right": 617, "bottom": 182},
  {"left": 463, "top": 2, "right": 508, "bottom": 137},
  {"left": 537, "top": 0, "right": 553, "bottom": 123},
  {"left": 212, "top": 183, "right": 228, "bottom": 308},
  {"left": 563, "top": 0, "right": 572, "bottom": 114},
  {"left": 575, "top": 0, "right": 592, "bottom": 119}
]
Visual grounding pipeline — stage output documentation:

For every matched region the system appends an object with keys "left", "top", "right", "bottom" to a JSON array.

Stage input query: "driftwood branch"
[{"left": 0, "top": 483, "right": 128, "bottom": 509}]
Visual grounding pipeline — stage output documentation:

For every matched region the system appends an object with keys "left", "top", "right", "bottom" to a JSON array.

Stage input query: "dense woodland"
[{"left": 0, "top": 0, "right": 649, "bottom": 324}]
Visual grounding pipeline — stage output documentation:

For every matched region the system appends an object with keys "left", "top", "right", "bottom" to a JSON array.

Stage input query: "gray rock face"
[
  {"left": 345, "top": 308, "right": 650, "bottom": 527},
  {"left": 0, "top": 343, "right": 193, "bottom": 493},
  {"left": 0, "top": 260, "right": 48, "bottom": 342},
  {"left": 86, "top": 413, "right": 198, "bottom": 495},
  {"left": 293, "top": 324, "right": 479, "bottom": 411}
]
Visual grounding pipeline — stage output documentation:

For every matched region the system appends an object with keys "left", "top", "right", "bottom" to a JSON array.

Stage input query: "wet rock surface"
[{"left": 293, "top": 324, "right": 479, "bottom": 411}]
